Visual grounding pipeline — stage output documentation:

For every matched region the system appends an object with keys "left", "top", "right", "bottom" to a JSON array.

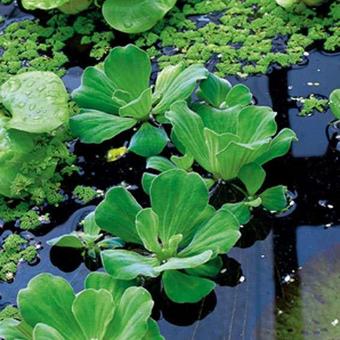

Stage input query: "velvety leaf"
[
  {"left": 162, "top": 270, "right": 215, "bottom": 303},
  {"left": 129, "top": 123, "right": 168, "bottom": 157},
  {"left": 104, "top": 287, "right": 154, "bottom": 340},
  {"left": 221, "top": 202, "right": 251, "bottom": 225},
  {"left": 95, "top": 186, "right": 142, "bottom": 244},
  {"left": 22, "top": 0, "right": 69, "bottom": 10},
  {"left": 72, "top": 67, "right": 120, "bottom": 114},
  {"left": 260, "top": 185, "right": 288, "bottom": 211},
  {"left": 154, "top": 250, "right": 212, "bottom": 272},
  {"left": 101, "top": 250, "right": 160, "bottom": 280},
  {"left": 18, "top": 274, "right": 84, "bottom": 339},
  {"left": 83, "top": 211, "right": 100, "bottom": 236},
  {"left": 33, "top": 323, "right": 64, "bottom": 340},
  {"left": 146, "top": 156, "right": 176, "bottom": 172},
  {"left": 179, "top": 209, "right": 240, "bottom": 257},
  {"left": 166, "top": 101, "right": 211, "bottom": 171},
  {"left": 255, "top": 128, "right": 297, "bottom": 165},
  {"left": 153, "top": 65, "right": 208, "bottom": 114},
  {"left": 119, "top": 88, "right": 152, "bottom": 120},
  {"left": 85, "top": 272, "right": 135, "bottom": 302},
  {"left": 238, "top": 163, "right": 266, "bottom": 195},
  {"left": 72, "top": 289, "right": 114, "bottom": 339},
  {"left": 70, "top": 110, "right": 136, "bottom": 144},
  {"left": 330, "top": 89, "right": 340, "bottom": 119},
  {"left": 102, "top": 0, "right": 177, "bottom": 33},
  {"left": 150, "top": 169, "right": 209, "bottom": 244},
  {"left": 104, "top": 45, "right": 151, "bottom": 98},
  {"left": 185, "top": 256, "right": 223, "bottom": 278},
  {"left": 47, "top": 233, "right": 83, "bottom": 249},
  {"left": 0, "top": 72, "right": 69, "bottom": 133},
  {"left": 136, "top": 208, "right": 162, "bottom": 254},
  {"left": 197, "top": 73, "right": 232, "bottom": 108},
  {"left": 224, "top": 84, "right": 252, "bottom": 107},
  {"left": 0, "top": 319, "right": 30, "bottom": 340},
  {"left": 143, "top": 319, "right": 164, "bottom": 340},
  {"left": 142, "top": 172, "right": 157, "bottom": 195}
]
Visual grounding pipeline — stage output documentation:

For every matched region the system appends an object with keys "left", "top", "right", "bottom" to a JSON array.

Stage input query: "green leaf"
[
  {"left": 0, "top": 72, "right": 69, "bottom": 133},
  {"left": 162, "top": 271, "right": 215, "bottom": 303},
  {"left": 146, "top": 156, "right": 176, "bottom": 172},
  {"left": 104, "top": 45, "right": 151, "bottom": 98},
  {"left": 0, "top": 319, "right": 31, "bottom": 340},
  {"left": 224, "top": 84, "right": 252, "bottom": 107},
  {"left": 150, "top": 169, "right": 209, "bottom": 244},
  {"left": 70, "top": 110, "right": 137, "bottom": 144},
  {"left": 101, "top": 250, "right": 160, "bottom": 280},
  {"left": 102, "top": 0, "right": 177, "bottom": 33},
  {"left": 104, "top": 287, "right": 154, "bottom": 340},
  {"left": 141, "top": 172, "right": 157, "bottom": 195},
  {"left": 260, "top": 185, "right": 288, "bottom": 212},
  {"left": 238, "top": 163, "right": 266, "bottom": 195},
  {"left": 143, "top": 319, "right": 164, "bottom": 340},
  {"left": 83, "top": 211, "right": 100, "bottom": 236},
  {"left": 154, "top": 250, "right": 212, "bottom": 272},
  {"left": 85, "top": 272, "right": 135, "bottom": 302},
  {"left": 119, "top": 88, "right": 152, "bottom": 120},
  {"left": 72, "top": 67, "right": 120, "bottom": 114},
  {"left": 221, "top": 202, "right": 251, "bottom": 225},
  {"left": 129, "top": 123, "right": 168, "bottom": 157},
  {"left": 330, "top": 89, "right": 340, "bottom": 119},
  {"left": 170, "top": 153, "right": 193, "bottom": 170},
  {"left": 136, "top": 208, "right": 162, "bottom": 254},
  {"left": 22, "top": 0, "right": 69, "bottom": 10},
  {"left": 153, "top": 65, "right": 208, "bottom": 114},
  {"left": 72, "top": 289, "right": 114, "bottom": 340},
  {"left": 185, "top": 256, "right": 223, "bottom": 278},
  {"left": 95, "top": 186, "right": 142, "bottom": 244},
  {"left": 33, "top": 323, "right": 64, "bottom": 340},
  {"left": 197, "top": 73, "right": 232, "bottom": 108},
  {"left": 179, "top": 208, "right": 240, "bottom": 257},
  {"left": 18, "top": 274, "right": 84, "bottom": 339},
  {"left": 59, "top": 0, "right": 91, "bottom": 14},
  {"left": 47, "top": 233, "right": 84, "bottom": 249}
]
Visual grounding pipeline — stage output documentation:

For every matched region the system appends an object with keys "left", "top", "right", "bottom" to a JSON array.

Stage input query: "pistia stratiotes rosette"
[
  {"left": 96, "top": 169, "right": 244, "bottom": 303},
  {"left": 0, "top": 272, "right": 163, "bottom": 340},
  {"left": 69, "top": 44, "right": 207, "bottom": 157}
]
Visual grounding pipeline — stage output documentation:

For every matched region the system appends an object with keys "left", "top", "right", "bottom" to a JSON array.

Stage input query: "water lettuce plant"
[
  {"left": 330, "top": 88, "right": 340, "bottom": 120},
  {"left": 70, "top": 44, "right": 207, "bottom": 157},
  {"left": 0, "top": 71, "right": 70, "bottom": 199},
  {"left": 0, "top": 272, "right": 163, "bottom": 339},
  {"left": 21, "top": 0, "right": 177, "bottom": 33},
  {"left": 96, "top": 169, "right": 243, "bottom": 303},
  {"left": 48, "top": 212, "right": 124, "bottom": 260},
  {"left": 275, "top": 0, "right": 326, "bottom": 8}
]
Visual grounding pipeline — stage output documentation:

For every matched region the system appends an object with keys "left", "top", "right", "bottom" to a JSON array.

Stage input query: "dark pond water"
[{"left": 0, "top": 2, "right": 340, "bottom": 339}]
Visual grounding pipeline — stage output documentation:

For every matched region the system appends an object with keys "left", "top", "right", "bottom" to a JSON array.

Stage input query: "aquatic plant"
[
  {"left": 0, "top": 272, "right": 163, "bottom": 339},
  {"left": 70, "top": 44, "right": 207, "bottom": 157},
  {"left": 330, "top": 88, "right": 340, "bottom": 120},
  {"left": 21, "top": 0, "right": 177, "bottom": 33},
  {"left": 275, "top": 0, "right": 326, "bottom": 8},
  {"left": 96, "top": 169, "right": 244, "bottom": 303},
  {"left": 48, "top": 212, "right": 124, "bottom": 260}
]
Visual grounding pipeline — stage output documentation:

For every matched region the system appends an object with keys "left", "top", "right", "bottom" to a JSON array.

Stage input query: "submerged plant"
[
  {"left": 96, "top": 169, "right": 243, "bottom": 303},
  {"left": 0, "top": 272, "right": 163, "bottom": 339},
  {"left": 70, "top": 44, "right": 207, "bottom": 157}
]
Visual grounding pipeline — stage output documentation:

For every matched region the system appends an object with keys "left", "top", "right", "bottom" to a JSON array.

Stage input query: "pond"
[{"left": 0, "top": 1, "right": 339, "bottom": 339}]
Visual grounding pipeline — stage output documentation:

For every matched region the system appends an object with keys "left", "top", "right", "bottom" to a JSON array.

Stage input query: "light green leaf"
[
  {"left": 47, "top": 233, "right": 84, "bottom": 249},
  {"left": 18, "top": 274, "right": 83, "bottom": 339},
  {"left": 162, "top": 271, "right": 215, "bottom": 303},
  {"left": 104, "top": 287, "right": 154, "bottom": 340},
  {"left": 102, "top": 0, "right": 177, "bottom": 33},
  {"left": 136, "top": 208, "right": 162, "bottom": 254},
  {"left": 33, "top": 323, "right": 65, "bottom": 340},
  {"left": 179, "top": 208, "right": 240, "bottom": 257},
  {"left": 22, "top": 0, "right": 69, "bottom": 10},
  {"left": 72, "top": 289, "right": 114, "bottom": 340},
  {"left": 59, "top": 0, "right": 91, "bottom": 14},
  {"left": 260, "top": 185, "right": 288, "bottom": 212},
  {"left": 153, "top": 65, "right": 208, "bottom": 114},
  {"left": 72, "top": 67, "right": 120, "bottom": 114},
  {"left": 170, "top": 153, "right": 193, "bottom": 170},
  {"left": 0, "top": 319, "right": 31, "bottom": 340},
  {"left": 185, "top": 256, "right": 223, "bottom": 278},
  {"left": 224, "top": 84, "right": 252, "bottom": 107},
  {"left": 83, "top": 212, "right": 100, "bottom": 236},
  {"left": 238, "top": 163, "right": 266, "bottom": 195},
  {"left": 330, "top": 89, "right": 340, "bottom": 119},
  {"left": 142, "top": 172, "right": 157, "bottom": 195},
  {"left": 197, "top": 73, "right": 232, "bottom": 108},
  {"left": 129, "top": 123, "right": 168, "bottom": 157},
  {"left": 95, "top": 186, "right": 142, "bottom": 244},
  {"left": 150, "top": 169, "right": 209, "bottom": 244},
  {"left": 154, "top": 250, "right": 212, "bottom": 272},
  {"left": 101, "top": 250, "right": 160, "bottom": 280},
  {"left": 70, "top": 110, "right": 137, "bottom": 144},
  {"left": 221, "top": 202, "right": 251, "bottom": 225},
  {"left": 119, "top": 88, "right": 152, "bottom": 120},
  {"left": 146, "top": 156, "right": 176, "bottom": 172},
  {"left": 0, "top": 72, "right": 69, "bottom": 133},
  {"left": 104, "top": 45, "right": 151, "bottom": 98}
]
